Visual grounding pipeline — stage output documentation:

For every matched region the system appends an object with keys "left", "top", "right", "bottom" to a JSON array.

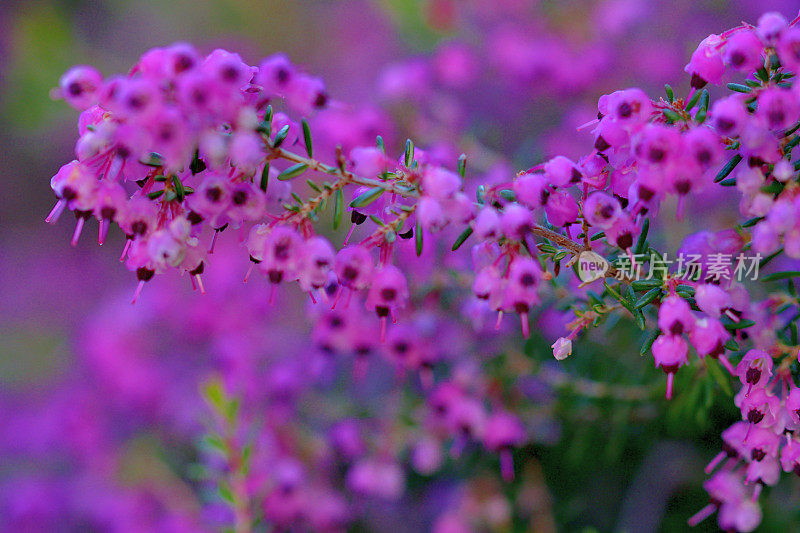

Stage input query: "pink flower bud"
[
  {"left": 59, "top": 65, "right": 104, "bottom": 110},
  {"left": 723, "top": 30, "right": 764, "bottom": 72},
  {"left": 551, "top": 337, "right": 572, "bottom": 360},
  {"left": 684, "top": 34, "right": 725, "bottom": 88},
  {"left": 543, "top": 155, "right": 582, "bottom": 187}
]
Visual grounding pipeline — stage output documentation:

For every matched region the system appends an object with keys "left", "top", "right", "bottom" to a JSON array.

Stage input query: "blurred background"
[{"left": 2, "top": 1, "right": 800, "bottom": 531}]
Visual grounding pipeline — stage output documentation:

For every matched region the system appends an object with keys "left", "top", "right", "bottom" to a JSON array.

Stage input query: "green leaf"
[
  {"left": 350, "top": 187, "right": 384, "bottom": 208},
  {"left": 141, "top": 152, "right": 165, "bottom": 167},
  {"left": 451, "top": 226, "right": 474, "bottom": 251},
  {"left": 634, "top": 287, "right": 661, "bottom": 309},
  {"left": 241, "top": 443, "right": 253, "bottom": 475},
  {"left": 727, "top": 83, "right": 752, "bottom": 93},
  {"left": 759, "top": 248, "right": 783, "bottom": 269},
  {"left": 714, "top": 154, "right": 742, "bottom": 183},
  {"left": 273, "top": 124, "right": 290, "bottom": 148},
  {"left": 640, "top": 329, "right": 660, "bottom": 356},
  {"left": 217, "top": 482, "right": 235, "bottom": 505},
  {"left": 301, "top": 118, "right": 313, "bottom": 158},
  {"left": 722, "top": 318, "right": 755, "bottom": 330},
  {"left": 306, "top": 179, "right": 321, "bottom": 192},
  {"left": 724, "top": 338, "right": 740, "bottom": 351},
  {"left": 698, "top": 89, "right": 709, "bottom": 111},
  {"left": 172, "top": 175, "right": 185, "bottom": 201},
  {"left": 631, "top": 279, "right": 662, "bottom": 291},
  {"left": 603, "top": 281, "right": 634, "bottom": 314},
  {"left": 277, "top": 163, "right": 309, "bottom": 181},
  {"left": 694, "top": 107, "right": 707, "bottom": 124},
  {"left": 634, "top": 309, "right": 646, "bottom": 330},
  {"left": 499, "top": 189, "right": 516, "bottom": 202},
  {"left": 662, "top": 109, "right": 681, "bottom": 123},
  {"left": 203, "top": 433, "right": 227, "bottom": 455},
  {"left": 457, "top": 153, "right": 467, "bottom": 178},
  {"left": 333, "top": 189, "right": 344, "bottom": 230},
  {"left": 202, "top": 380, "right": 225, "bottom": 409},
  {"left": 761, "top": 271, "right": 800, "bottom": 282},
  {"left": 685, "top": 89, "right": 702, "bottom": 111},
  {"left": 740, "top": 216, "right": 762, "bottom": 228},
  {"left": 260, "top": 163, "right": 270, "bottom": 191},
  {"left": 761, "top": 181, "right": 784, "bottom": 194},
  {"left": 634, "top": 218, "right": 650, "bottom": 255},
  {"left": 784, "top": 134, "right": 800, "bottom": 155},
  {"left": 415, "top": 220, "right": 423, "bottom": 256},
  {"left": 404, "top": 139, "right": 414, "bottom": 167}
]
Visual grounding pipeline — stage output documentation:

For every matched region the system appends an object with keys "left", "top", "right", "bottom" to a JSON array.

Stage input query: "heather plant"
[{"left": 32, "top": 7, "right": 800, "bottom": 533}]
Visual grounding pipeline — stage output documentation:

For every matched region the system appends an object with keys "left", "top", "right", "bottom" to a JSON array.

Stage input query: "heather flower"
[
  {"left": 756, "top": 87, "right": 800, "bottom": 131},
  {"left": 684, "top": 34, "right": 725, "bottom": 88},
  {"left": 483, "top": 411, "right": 525, "bottom": 481},
  {"left": 780, "top": 439, "right": 800, "bottom": 474},
  {"left": 255, "top": 53, "right": 296, "bottom": 97},
  {"left": 544, "top": 189, "right": 579, "bottom": 227},
  {"left": 189, "top": 171, "right": 232, "bottom": 218},
  {"left": 472, "top": 267, "right": 505, "bottom": 311},
  {"left": 717, "top": 498, "right": 761, "bottom": 533},
  {"left": 229, "top": 131, "right": 266, "bottom": 174},
  {"left": 583, "top": 191, "right": 621, "bottom": 229},
  {"left": 350, "top": 146, "right": 389, "bottom": 178},
  {"left": 606, "top": 88, "right": 652, "bottom": 124},
  {"left": 472, "top": 207, "right": 501, "bottom": 240},
  {"left": 58, "top": 65, "right": 104, "bottom": 110},
  {"left": 346, "top": 459, "right": 404, "bottom": 500},
  {"left": 739, "top": 387, "right": 778, "bottom": 426},
  {"left": 606, "top": 213, "right": 636, "bottom": 250},
  {"left": 658, "top": 295, "right": 693, "bottom": 335},
  {"left": 285, "top": 74, "right": 328, "bottom": 115},
  {"left": 689, "top": 317, "right": 730, "bottom": 361},
  {"left": 334, "top": 245, "right": 374, "bottom": 290},
  {"left": 736, "top": 349, "right": 774, "bottom": 390},
  {"left": 710, "top": 95, "right": 749, "bottom": 137},
  {"left": 684, "top": 126, "right": 724, "bottom": 172},
  {"left": 366, "top": 265, "right": 409, "bottom": 338},
  {"left": 551, "top": 337, "right": 572, "bottom": 361},
  {"left": 411, "top": 436, "right": 443, "bottom": 475},
  {"left": 723, "top": 30, "right": 764, "bottom": 72},
  {"left": 259, "top": 225, "right": 304, "bottom": 285},
  {"left": 756, "top": 12, "right": 787, "bottom": 45},
  {"left": 543, "top": 155, "right": 582, "bottom": 187},
  {"left": 298, "top": 236, "right": 335, "bottom": 292},
  {"left": 500, "top": 203, "right": 533, "bottom": 240},
  {"left": 502, "top": 257, "right": 542, "bottom": 338},
  {"left": 417, "top": 197, "right": 447, "bottom": 232},
  {"left": 777, "top": 27, "right": 800, "bottom": 71},
  {"left": 652, "top": 334, "right": 689, "bottom": 399}
]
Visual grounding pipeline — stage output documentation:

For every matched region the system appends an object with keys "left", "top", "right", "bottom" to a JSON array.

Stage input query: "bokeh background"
[{"left": 2, "top": 1, "right": 800, "bottom": 531}]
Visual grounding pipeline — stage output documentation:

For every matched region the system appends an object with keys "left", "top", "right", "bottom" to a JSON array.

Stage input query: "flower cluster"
[{"left": 43, "top": 8, "right": 800, "bottom": 533}]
